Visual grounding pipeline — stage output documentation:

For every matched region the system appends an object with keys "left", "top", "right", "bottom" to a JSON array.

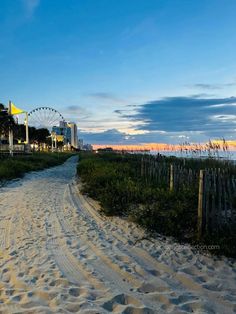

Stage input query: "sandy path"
[{"left": 0, "top": 156, "right": 235, "bottom": 313}]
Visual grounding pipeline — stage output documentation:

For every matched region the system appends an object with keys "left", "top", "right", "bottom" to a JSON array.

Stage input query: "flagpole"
[{"left": 8, "top": 100, "right": 13, "bottom": 156}]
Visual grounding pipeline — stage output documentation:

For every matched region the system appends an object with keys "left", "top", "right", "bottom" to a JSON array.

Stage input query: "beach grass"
[{"left": 0, "top": 152, "right": 75, "bottom": 181}]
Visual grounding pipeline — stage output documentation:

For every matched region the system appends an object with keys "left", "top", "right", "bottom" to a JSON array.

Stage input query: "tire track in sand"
[
  {"left": 45, "top": 211, "right": 105, "bottom": 291},
  {"left": 54, "top": 183, "right": 159, "bottom": 312},
  {"left": 70, "top": 181, "right": 234, "bottom": 313}
]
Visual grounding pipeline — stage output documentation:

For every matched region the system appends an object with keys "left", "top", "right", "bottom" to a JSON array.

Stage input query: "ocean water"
[{"left": 149, "top": 150, "right": 236, "bottom": 161}]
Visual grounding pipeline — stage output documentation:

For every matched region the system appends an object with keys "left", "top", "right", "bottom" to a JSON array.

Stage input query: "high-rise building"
[
  {"left": 59, "top": 121, "right": 65, "bottom": 128},
  {"left": 52, "top": 121, "right": 78, "bottom": 148},
  {"left": 78, "top": 139, "right": 83, "bottom": 150},
  {"left": 67, "top": 123, "right": 78, "bottom": 148}
]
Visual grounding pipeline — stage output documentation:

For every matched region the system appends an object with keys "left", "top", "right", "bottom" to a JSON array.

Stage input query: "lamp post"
[{"left": 51, "top": 132, "right": 57, "bottom": 152}]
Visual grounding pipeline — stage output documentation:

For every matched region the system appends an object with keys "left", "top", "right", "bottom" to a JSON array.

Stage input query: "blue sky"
[{"left": 0, "top": 0, "right": 236, "bottom": 144}]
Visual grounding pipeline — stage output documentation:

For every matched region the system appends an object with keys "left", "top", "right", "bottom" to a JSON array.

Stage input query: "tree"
[
  {"left": 0, "top": 103, "right": 16, "bottom": 137},
  {"left": 35, "top": 128, "right": 50, "bottom": 144},
  {"left": 14, "top": 123, "right": 26, "bottom": 142}
]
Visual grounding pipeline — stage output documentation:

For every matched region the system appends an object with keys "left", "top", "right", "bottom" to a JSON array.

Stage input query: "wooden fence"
[
  {"left": 140, "top": 155, "right": 236, "bottom": 236},
  {"left": 200, "top": 168, "right": 236, "bottom": 236}
]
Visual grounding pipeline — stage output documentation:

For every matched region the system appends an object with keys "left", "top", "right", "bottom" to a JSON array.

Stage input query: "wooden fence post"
[
  {"left": 170, "top": 164, "right": 174, "bottom": 191},
  {"left": 197, "top": 169, "right": 204, "bottom": 239}
]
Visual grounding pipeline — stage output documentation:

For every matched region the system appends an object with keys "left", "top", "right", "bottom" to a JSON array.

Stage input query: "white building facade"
[{"left": 68, "top": 122, "right": 78, "bottom": 148}]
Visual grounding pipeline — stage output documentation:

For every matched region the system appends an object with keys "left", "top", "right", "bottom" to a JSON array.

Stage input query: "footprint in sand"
[{"left": 102, "top": 293, "right": 154, "bottom": 313}]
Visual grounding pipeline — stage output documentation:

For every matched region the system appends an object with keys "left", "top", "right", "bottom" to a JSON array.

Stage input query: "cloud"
[
  {"left": 206, "top": 103, "right": 236, "bottom": 109},
  {"left": 66, "top": 105, "right": 80, "bottom": 112},
  {"left": 86, "top": 92, "right": 125, "bottom": 104},
  {"left": 63, "top": 105, "right": 91, "bottom": 121},
  {"left": 193, "top": 83, "right": 222, "bottom": 90},
  {"left": 73, "top": 95, "right": 236, "bottom": 145},
  {"left": 210, "top": 114, "right": 236, "bottom": 122},
  {"left": 61, "top": 95, "right": 236, "bottom": 145},
  {"left": 78, "top": 127, "right": 213, "bottom": 145},
  {"left": 79, "top": 128, "right": 165, "bottom": 145},
  {"left": 122, "top": 17, "right": 158, "bottom": 42},
  {"left": 22, "top": 0, "right": 40, "bottom": 18},
  {"left": 191, "top": 82, "right": 236, "bottom": 90},
  {"left": 119, "top": 95, "right": 236, "bottom": 139},
  {"left": 190, "top": 93, "right": 216, "bottom": 98},
  {"left": 79, "top": 129, "right": 128, "bottom": 144},
  {"left": 66, "top": 105, "right": 87, "bottom": 114},
  {"left": 114, "top": 108, "right": 135, "bottom": 115},
  {"left": 114, "top": 109, "right": 123, "bottom": 114}
]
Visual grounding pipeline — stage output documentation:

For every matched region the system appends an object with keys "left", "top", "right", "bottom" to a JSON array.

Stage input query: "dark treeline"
[
  {"left": 77, "top": 152, "right": 236, "bottom": 257},
  {"left": 13, "top": 124, "right": 50, "bottom": 145}
]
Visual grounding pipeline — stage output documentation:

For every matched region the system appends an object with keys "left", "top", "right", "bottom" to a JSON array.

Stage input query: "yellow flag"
[
  {"left": 56, "top": 135, "right": 64, "bottom": 142},
  {"left": 10, "top": 102, "right": 25, "bottom": 115}
]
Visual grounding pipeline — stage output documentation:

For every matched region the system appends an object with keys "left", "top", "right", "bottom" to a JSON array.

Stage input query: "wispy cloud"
[
  {"left": 86, "top": 92, "right": 125, "bottom": 104},
  {"left": 210, "top": 114, "right": 236, "bottom": 122},
  {"left": 122, "top": 17, "right": 158, "bottom": 40},
  {"left": 206, "top": 103, "right": 236, "bottom": 108},
  {"left": 63, "top": 105, "right": 91, "bottom": 120},
  {"left": 191, "top": 81, "right": 236, "bottom": 90},
  {"left": 194, "top": 83, "right": 221, "bottom": 90},
  {"left": 22, "top": 0, "right": 40, "bottom": 18}
]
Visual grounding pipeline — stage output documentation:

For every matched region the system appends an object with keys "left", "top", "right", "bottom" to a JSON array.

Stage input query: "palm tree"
[{"left": 0, "top": 103, "right": 16, "bottom": 138}]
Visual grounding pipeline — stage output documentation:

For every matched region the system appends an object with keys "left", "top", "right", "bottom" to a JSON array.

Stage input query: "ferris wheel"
[{"left": 28, "top": 107, "right": 65, "bottom": 129}]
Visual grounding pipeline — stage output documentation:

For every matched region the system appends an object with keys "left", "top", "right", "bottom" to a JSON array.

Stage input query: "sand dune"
[{"left": 0, "top": 156, "right": 235, "bottom": 313}]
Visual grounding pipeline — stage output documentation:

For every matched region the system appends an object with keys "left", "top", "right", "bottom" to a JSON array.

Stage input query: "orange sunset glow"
[{"left": 93, "top": 140, "right": 236, "bottom": 151}]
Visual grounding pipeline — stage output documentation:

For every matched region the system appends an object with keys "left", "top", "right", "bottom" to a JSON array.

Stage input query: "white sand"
[{"left": 0, "top": 156, "right": 235, "bottom": 313}]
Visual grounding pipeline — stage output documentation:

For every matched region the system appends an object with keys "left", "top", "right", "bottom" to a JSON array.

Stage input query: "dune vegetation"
[
  {"left": 0, "top": 152, "right": 74, "bottom": 182},
  {"left": 77, "top": 152, "right": 236, "bottom": 257}
]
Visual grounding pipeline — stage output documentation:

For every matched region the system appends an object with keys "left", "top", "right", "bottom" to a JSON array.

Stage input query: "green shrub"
[{"left": 130, "top": 189, "right": 197, "bottom": 240}]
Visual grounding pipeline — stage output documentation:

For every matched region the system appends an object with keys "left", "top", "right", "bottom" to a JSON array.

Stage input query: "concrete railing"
[{"left": 0, "top": 144, "right": 25, "bottom": 151}]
